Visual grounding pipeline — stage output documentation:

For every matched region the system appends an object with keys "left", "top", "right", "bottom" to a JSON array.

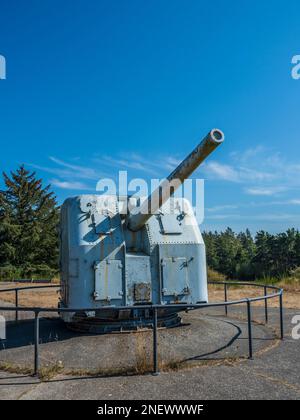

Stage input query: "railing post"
[
  {"left": 15, "top": 289, "right": 18, "bottom": 322},
  {"left": 34, "top": 311, "right": 40, "bottom": 377},
  {"left": 264, "top": 286, "right": 268, "bottom": 324},
  {"left": 279, "top": 292, "right": 284, "bottom": 340},
  {"left": 152, "top": 307, "right": 159, "bottom": 375},
  {"left": 224, "top": 283, "right": 228, "bottom": 316},
  {"left": 246, "top": 299, "right": 253, "bottom": 359}
]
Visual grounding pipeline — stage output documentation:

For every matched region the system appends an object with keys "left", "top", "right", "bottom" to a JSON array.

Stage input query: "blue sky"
[{"left": 1, "top": 0, "right": 300, "bottom": 233}]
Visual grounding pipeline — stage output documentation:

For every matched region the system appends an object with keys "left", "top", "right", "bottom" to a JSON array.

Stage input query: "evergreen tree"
[
  {"left": 203, "top": 231, "right": 219, "bottom": 270},
  {"left": 235, "top": 229, "right": 256, "bottom": 279},
  {"left": 203, "top": 227, "right": 300, "bottom": 280},
  {"left": 215, "top": 228, "right": 240, "bottom": 278},
  {"left": 0, "top": 165, "right": 59, "bottom": 279}
]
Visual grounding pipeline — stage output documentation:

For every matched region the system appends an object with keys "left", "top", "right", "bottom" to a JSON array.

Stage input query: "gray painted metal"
[{"left": 59, "top": 129, "right": 224, "bottom": 329}]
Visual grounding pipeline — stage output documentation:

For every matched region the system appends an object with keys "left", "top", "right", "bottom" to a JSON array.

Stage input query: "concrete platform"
[
  {"left": 0, "top": 306, "right": 299, "bottom": 400},
  {"left": 1, "top": 308, "right": 275, "bottom": 374}
]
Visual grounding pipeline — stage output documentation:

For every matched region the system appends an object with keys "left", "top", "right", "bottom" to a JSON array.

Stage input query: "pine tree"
[
  {"left": 203, "top": 231, "right": 219, "bottom": 270},
  {"left": 203, "top": 227, "right": 300, "bottom": 281},
  {"left": 253, "top": 231, "right": 274, "bottom": 277},
  {"left": 215, "top": 228, "right": 240, "bottom": 278},
  {"left": 0, "top": 165, "right": 59, "bottom": 279}
]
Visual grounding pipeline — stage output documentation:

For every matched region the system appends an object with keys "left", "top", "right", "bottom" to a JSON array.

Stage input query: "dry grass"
[
  {"left": 38, "top": 363, "right": 64, "bottom": 381},
  {"left": 135, "top": 331, "right": 149, "bottom": 373},
  {"left": 0, "top": 361, "right": 33, "bottom": 376},
  {"left": 0, "top": 282, "right": 59, "bottom": 307},
  {"left": 41, "top": 358, "right": 240, "bottom": 380},
  {"left": 0, "top": 281, "right": 299, "bottom": 309},
  {"left": 208, "top": 284, "right": 300, "bottom": 309}
]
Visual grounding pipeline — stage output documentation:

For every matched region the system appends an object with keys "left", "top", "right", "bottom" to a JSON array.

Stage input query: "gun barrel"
[{"left": 127, "top": 128, "right": 224, "bottom": 231}]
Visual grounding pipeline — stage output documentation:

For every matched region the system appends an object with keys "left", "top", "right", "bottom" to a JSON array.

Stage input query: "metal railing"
[{"left": 0, "top": 281, "right": 284, "bottom": 377}]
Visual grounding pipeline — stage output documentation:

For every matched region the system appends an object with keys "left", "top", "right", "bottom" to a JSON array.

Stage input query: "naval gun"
[{"left": 59, "top": 129, "right": 224, "bottom": 332}]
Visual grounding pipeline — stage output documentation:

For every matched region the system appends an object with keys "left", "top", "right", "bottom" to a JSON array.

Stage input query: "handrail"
[
  {"left": 0, "top": 284, "right": 59, "bottom": 293},
  {"left": 0, "top": 281, "right": 284, "bottom": 377},
  {"left": 0, "top": 281, "right": 282, "bottom": 311}
]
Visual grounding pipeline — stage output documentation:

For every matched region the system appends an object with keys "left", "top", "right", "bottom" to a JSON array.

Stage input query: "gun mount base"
[{"left": 66, "top": 309, "right": 182, "bottom": 334}]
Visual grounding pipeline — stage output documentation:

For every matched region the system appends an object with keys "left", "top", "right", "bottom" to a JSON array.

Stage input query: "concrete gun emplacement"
[{"left": 59, "top": 129, "right": 225, "bottom": 332}]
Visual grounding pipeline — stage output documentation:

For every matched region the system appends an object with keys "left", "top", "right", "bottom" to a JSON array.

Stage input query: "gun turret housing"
[{"left": 59, "top": 128, "right": 225, "bottom": 333}]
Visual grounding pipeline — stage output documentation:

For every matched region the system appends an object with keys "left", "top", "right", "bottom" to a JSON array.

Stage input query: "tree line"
[
  {"left": 203, "top": 228, "right": 300, "bottom": 280},
  {"left": 1, "top": 165, "right": 299, "bottom": 281}
]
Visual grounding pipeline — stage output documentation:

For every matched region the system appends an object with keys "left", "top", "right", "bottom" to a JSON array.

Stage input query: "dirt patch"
[
  {"left": 0, "top": 282, "right": 299, "bottom": 309},
  {"left": 208, "top": 285, "right": 300, "bottom": 309},
  {"left": 0, "top": 283, "right": 59, "bottom": 308}
]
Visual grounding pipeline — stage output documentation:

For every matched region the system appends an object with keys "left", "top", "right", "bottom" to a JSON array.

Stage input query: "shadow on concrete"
[
  {"left": 0, "top": 316, "right": 191, "bottom": 350},
  {"left": 1, "top": 317, "right": 81, "bottom": 350},
  {"left": 183, "top": 319, "right": 243, "bottom": 361}
]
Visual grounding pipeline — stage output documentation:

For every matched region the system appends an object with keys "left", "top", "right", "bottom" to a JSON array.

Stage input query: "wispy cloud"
[
  {"left": 200, "top": 161, "right": 275, "bottom": 183},
  {"left": 29, "top": 157, "right": 112, "bottom": 192},
  {"left": 95, "top": 153, "right": 181, "bottom": 176},
  {"left": 206, "top": 204, "right": 238, "bottom": 212},
  {"left": 98, "top": 155, "right": 159, "bottom": 176},
  {"left": 29, "top": 163, "right": 75, "bottom": 179},
  {"left": 207, "top": 199, "right": 300, "bottom": 213},
  {"left": 251, "top": 199, "right": 300, "bottom": 206},
  {"left": 205, "top": 213, "right": 239, "bottom": 220},
  {"left": 163, "top": 156, "right": 182, "bottom": 171},
  {"left": 49, "top": 157, "right": 101, "bottom": 180},
  {"left": 245, "top": 186, "right": 287, "bottom": 196},
  {"left": 200, "top": 144, "right": 300, "bottom": 206},
  {"left": 206, "top": 213, "right": 300, "bottom": 222},
  {"left": 29, "top": 152, "right": 182, "bottom": 193},
  {"left": 202, "top": 162, "right": 240, "bottom": 182},
  {"left": 29, "top": 143, "right": 300, "bottom": 214},
  {"left": 230, "top": 145, "right": 266, "bottom": 163},
  {"left": 50, "top": 179, "right": 93, "bottom": 190},
  {"left": 29, "top": 162, "right": 104, "bottom": 181}
]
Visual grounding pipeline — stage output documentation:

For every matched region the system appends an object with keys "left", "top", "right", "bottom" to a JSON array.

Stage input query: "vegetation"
[
  {"left": 0, "top": 165, "right": 59, "bottom": 280},
  {"left": 0, "top": 165, "right": 300, "bottom": 285},
  {"left": 203, "top": 228, "right": 300, "bottom": 281}
]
